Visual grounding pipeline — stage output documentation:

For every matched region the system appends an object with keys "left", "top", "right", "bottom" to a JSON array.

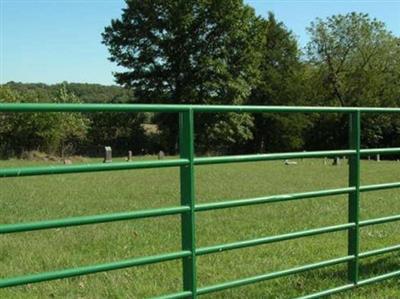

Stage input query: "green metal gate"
[{"left": 1, "top": 103, "right": 400, "bottom": 298}]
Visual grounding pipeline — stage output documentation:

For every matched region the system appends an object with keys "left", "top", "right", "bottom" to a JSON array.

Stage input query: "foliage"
[
  {"left": 0, "top": 84, "right": 90, "bottom": 157},
  {"left": 102, "top": 0, "right": 264, "bottom": 153},
  {"left": 249, "top": 13, "right": 309, "bottom": 152},
  {"left": 1, "top": 10, "right": 400, "bottom": 156},
  {"left": 305, "top": 13, "right": 400, "bottom": 149}
]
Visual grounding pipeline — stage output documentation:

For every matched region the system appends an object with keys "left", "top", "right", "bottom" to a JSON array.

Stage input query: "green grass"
[{"left": 0, "top": 157, "right": 400, "bottom": 298}]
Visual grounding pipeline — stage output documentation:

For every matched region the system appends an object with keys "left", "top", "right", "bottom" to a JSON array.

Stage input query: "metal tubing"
[
  {"left": 0, "top": 159, "right": 189, "bottom": 178},
  {"left": 296, "top": 284, "right": 355, "bottom": 299},
  {"left": 195, "top": 187, "right": 353, "bottom": 212},
  {"left": 298, "top": 269, "right": 400, "bottom": 298},
  {"left": 359, "top": 244, "right": 400, "bottom": 258},
  {"left": 360, "top": 147, "right": 400, "bottom": 155},
  {"left": 0, "top": 206, "right": 190, "bottom": 234},
  {"left": 360, "top": 182, "right": 400, "bottom": 192},
  {"left": 152, "top": 291, "right": 193, "bottom": 299},
  {"left": 2, "top": 103, "right": 400, "bottom": 297},
  {"left": 358, "top": 269, "right": 400, "bottom": 286},
  {"left": 179, "top": 109, "right": 197, "bottom": 298},
  {"left": 0, "top": 251, "right": 191, "bottom": 288},
  {"left": 0, "top": 103, "right": 190, "bottom": 113},
  {"left": 359, "top": 214, "right": 400, "bottom": 227},
  {"left": 194, "top": 150, "right": 355, "bottom": 165},
  {"left": 3, "top": 103, "right": 400, "bottom": 114},
  {"left": 197, "top": 256, "right": 354, "bottom": 295},
  {"left": 196, "top": 223, "right": 354, "bottom": 256},
  {"left": 347, "top": 111, "right": 361, "bottom": 284}
]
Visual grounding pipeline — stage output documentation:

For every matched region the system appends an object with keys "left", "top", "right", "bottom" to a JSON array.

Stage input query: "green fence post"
[
  {"left": 348, "top": 110, "right": 361, "bottom": 284},
  {"left": 179, "top": 109, "right": 197, "bottom": 298}
]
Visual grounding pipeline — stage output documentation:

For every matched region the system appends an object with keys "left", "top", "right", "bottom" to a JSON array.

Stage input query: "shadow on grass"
[{"left": 287, "top": 253, "right": 400, "bottom": 297}]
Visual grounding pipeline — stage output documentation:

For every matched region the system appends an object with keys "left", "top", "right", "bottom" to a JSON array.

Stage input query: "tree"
[
  {"left": 102, "top": 0, "right": 263, "bottom": 153},
  {"left": 305, "top": 13, "right": 400, "bottom": 149},
  {"left": 0, "top": 84, "right": 90, "bottom": 157},
  {"left": 249, "top": 13, "right": 308, "bottom": 153},
  {"left": 50, "top": 84, "right": 91, "bottom": 157}
]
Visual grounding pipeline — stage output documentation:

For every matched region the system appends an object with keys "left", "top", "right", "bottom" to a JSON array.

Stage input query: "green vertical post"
[
  {"left": 179, "top": 109, "right": 197, "bottom": 298},
  {"left": 348, "top": 110, "right": 361, "bottom": 284}
]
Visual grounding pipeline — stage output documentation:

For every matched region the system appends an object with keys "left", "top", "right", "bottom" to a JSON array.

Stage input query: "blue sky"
[{"left": 1, "top": 0, "right": 399, "bottom": 85}]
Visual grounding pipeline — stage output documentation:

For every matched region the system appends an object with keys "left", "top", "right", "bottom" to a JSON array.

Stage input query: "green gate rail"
[{"left": 1, "top": 103, "right": 400, "bottom": 298}]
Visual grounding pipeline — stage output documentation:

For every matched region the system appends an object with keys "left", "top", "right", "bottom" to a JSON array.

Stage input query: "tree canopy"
[{"left": 1, "top": 7, "right": 399, "bottom": 158}]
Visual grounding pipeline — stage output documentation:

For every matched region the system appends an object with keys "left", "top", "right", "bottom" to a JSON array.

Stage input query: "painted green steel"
[
  {"left": 152, "top": 291, "right": 193, "bottom": 299},
  {"left": 359, "top": 214, "right": 400, "bottom": 227},
  {"left": 0, "top": 206, "right": 190, "bottom": 234},
  {"left": 197, "top": 256, "right": 354, "bottom": 295},
  {"left": 360, "top": 181, "right": 400, "bottom": 192},
  {"left": 0, "top": 251, "right": 191, "bottom": 288},
  {"left": 195, "top": 187, "right": 354, "bottom": 212},
  {"left": 296, "top": 284, "right": 355, "bottom": 299},
  {"left": 359, "top": 244, "right": 400, "bottom": 258},
  {"left": 0, "top": 159, "right": 188, "bottom": 178},
  {"left": 179, "top": 110, "right": 197, "bottom": 298},
  {"left": 347, "top": 111, "right": 361, "bottom": 284},
  {"left": 299, "top": 271, "right": 400, "bottom": 299},
  {"left": 358, "top": 269, "right": 400, "bottom": 286},
  {"left": 360, "top": 147, "right": 400, "bottom": 154},
  {"left": 196, "top": 223, "right": 355, "bottom": 256},
  {"left": 3, "top": 103, "right": 400, "bottom": 113},
  {"left": 1, "top": 103, "right": 400, "bottom": 298},
  {"left": 194, "top": 150, "right": 355, "bottom": 165}
]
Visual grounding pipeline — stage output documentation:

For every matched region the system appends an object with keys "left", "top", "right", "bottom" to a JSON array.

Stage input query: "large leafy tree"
[
  {"left": 249, "top": 13, "right": 308, "bottom": 152},
  {"left": 305, "top": 13, "right": 400, "bottom": 149},
  {"left": 102, "top": 0, "right": 263, "bottom": 153},
  {"left": 307, "top": 12, "right": 400, "bottom": 107}
]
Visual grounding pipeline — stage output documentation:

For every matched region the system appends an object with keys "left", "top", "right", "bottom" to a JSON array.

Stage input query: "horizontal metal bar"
[
  {"left": 195, "top": 187, "right": 354, "bottom": 212},
  {"left": 360, "top": 182, "right": 400, "bottom": 192},
  {"left": 194, "top": 150, "right": 355, "bottom": 165},
  {"left": 0, "top": 103, "right": 190, "bottom": 113},
  {"left": 192, "top": 106, "right": 400, "bottom": 114},
  {"left": 360, "top": 147, "right": 400, "bottom": 155},
  {"left": 359, "top": 244, "right": 400, "bottom": 259},
  {"left": 3, "top": 103, "right": 400, "bottom": 114},
  {"left": 0, "top": 159, "right": 188, "bottom": 178},
  {"left": 358, "top": 269, "right": 400, "bottom": 286},
  {"left": 0, "top": 206, "right": 189, "bottom": 234},
  {"left": 151, "top": 291, "right": 193, "bottom": 299},
  {"left": 296, "top": 284, "right": 355, "bottom": 299},
  {"left": 196, "top": 223, "right": 354, "bottom": 256},
  {"left": 359, "top": 214, "right": 400, "bottom": 227},
  {"left": 0, "top": 251, "right": 191, "bottom": 288},
  {"left": 299, "top": 268, "right": 400, "bottom": 298},
  {"left": 196, "top": 256, "right": 354, "bottom": 295}
]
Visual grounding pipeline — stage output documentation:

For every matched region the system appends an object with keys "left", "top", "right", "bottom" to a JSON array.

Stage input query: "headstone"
[
  {"left": 284, "top": 159, "right": 298, "bottom": 165},
  {"left": 104, "top": 146, "right": 112, "bottom": 163},
  {"left": 127, "top": 150, "right": 132, "bottom": 162},
  {"left": 324, "top": 157, "right": 328, "bottom": 165},
  {"left": 158, "top": 150, "right": 165, "bottom": 160},
  {"left": 376, "top": 154, "right": 380, "bottom": 162},
  {"left": 332, "top": 157, "right": 341, "bottom": 166},
  {"left": 63, "top": 159, "right": 72, "bottom": 165},
  {"left": 368, "top": 155, "right": 371, "bottom": 161}
]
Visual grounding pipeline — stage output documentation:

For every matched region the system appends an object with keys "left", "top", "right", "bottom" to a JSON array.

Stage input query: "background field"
[{"left": 0, "top": 157, "right": 399, "bottom": 298}]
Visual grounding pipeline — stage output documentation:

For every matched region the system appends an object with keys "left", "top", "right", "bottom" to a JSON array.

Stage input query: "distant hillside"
[{"left": 3, "top": 82, "right": 134, "bottom": 103}]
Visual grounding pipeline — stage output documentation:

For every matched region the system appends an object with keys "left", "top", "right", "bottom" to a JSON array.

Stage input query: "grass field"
[{"left": 0, "top": 156, "right": 400, "bottom": 298}]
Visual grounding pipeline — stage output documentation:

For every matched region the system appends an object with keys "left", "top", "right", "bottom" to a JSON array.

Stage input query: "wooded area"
[{"left": 1, "top": 1, "right": 399, "bottom": 158}]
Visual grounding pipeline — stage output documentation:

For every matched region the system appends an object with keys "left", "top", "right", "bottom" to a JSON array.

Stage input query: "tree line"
[{"left": 1, "top": 1, "right": 400, "bottom": 158}]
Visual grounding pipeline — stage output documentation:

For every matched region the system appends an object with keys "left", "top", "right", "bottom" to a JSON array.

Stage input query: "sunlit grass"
[{"left": 0, "top": 157, "right": 399, "bottom": 298}]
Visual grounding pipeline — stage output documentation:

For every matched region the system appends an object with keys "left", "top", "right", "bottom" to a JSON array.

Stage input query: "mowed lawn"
[{"left": 0, "top": 157, "right": 400, "bottom": 298}]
